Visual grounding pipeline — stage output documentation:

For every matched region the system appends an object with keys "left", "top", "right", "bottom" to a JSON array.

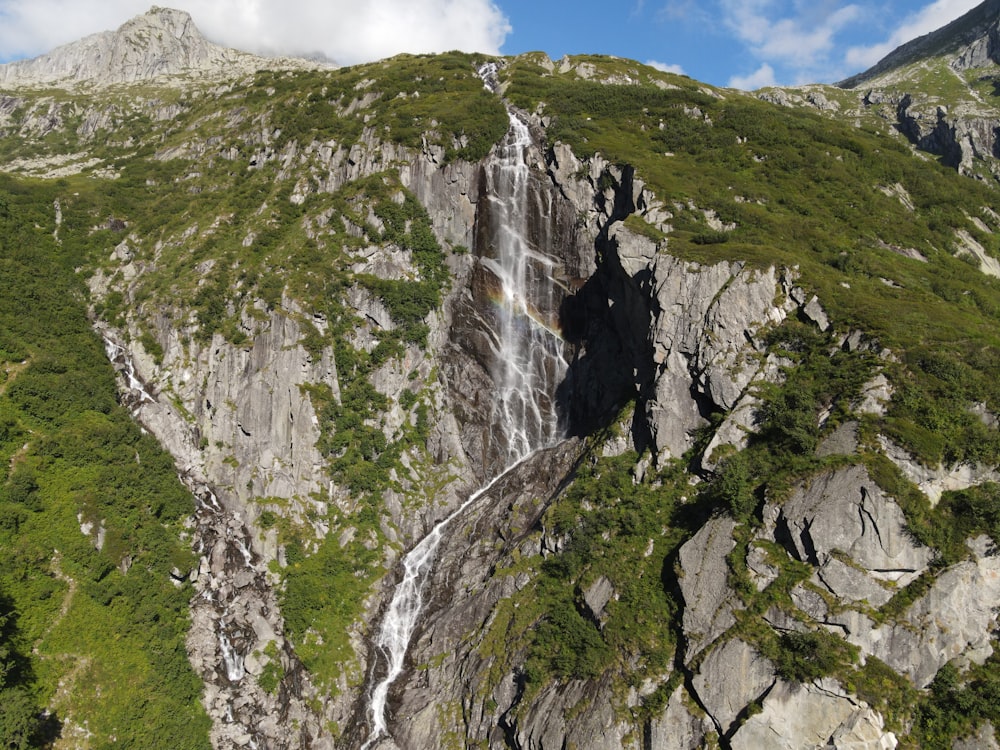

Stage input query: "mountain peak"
[
  {"left": 840, "top": 0, "right": 1000, "bottom": 88},
  {"left": 0, "top": 5, "right": 319, "bottom": 90}
]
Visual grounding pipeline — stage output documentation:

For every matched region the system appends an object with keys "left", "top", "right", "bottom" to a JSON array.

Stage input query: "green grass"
[{"left": 0, "top": 174, "right": 210, "bottom": 747}]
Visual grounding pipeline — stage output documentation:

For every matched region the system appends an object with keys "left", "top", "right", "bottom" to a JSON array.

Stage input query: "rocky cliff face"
[
  {"left": 8, "top": 9, "right": 1000, "bottom": 750},
  {"left": 90, "top": 76, "right": 1000, "bottom": 748},
  {"left": 335, "top": 115, "right": 1000, "bottom": 749}
]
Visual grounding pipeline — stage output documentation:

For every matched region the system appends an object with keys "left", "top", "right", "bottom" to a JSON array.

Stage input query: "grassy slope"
[{"left": 0, "top": 174, "right": 211, "bottom": 747}]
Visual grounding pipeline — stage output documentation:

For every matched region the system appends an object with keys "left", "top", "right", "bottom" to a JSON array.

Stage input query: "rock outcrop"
[
  {"left": 835, "top": 0, "right": 1000, "bottom": 180},
  {"left": 730, "top": 679, "right": 896, "bottom": 750}
]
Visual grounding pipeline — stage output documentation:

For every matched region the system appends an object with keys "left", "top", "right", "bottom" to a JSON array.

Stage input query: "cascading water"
[
  {"left": 483, "top": 114, "right": 566, "bottom": 462},
  {"left": 360, "top": 110, "right": 568, "bottom": 748}
]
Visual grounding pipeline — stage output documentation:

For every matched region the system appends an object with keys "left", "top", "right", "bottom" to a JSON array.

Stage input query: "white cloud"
[
  {"left": 728, "top": 62, "right": 777, "bottom": 90},
  {"left": 721, "top": 0, "right": 863, "bottom": 71},
  {"left": 0, "top": 0, "right": 512, "bottom": 65},
  {"left": 646, "top": 59, "right": 685, "bottom": 75},
  {"left": 844, "top": 0, "right": 982, "bottom": 71}
]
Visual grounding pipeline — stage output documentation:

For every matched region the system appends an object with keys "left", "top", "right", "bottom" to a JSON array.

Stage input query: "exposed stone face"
[
  {"left": 880, "top": 437, "right": 1000, "bottom": 506},
  {"left": 678, "top": 515, "right": 742, "bottom": 659},
  {"left": 953, "top": 722, "right": 1000, "bottom": 750},
  {"left": 692, "top": 638, "right": 776, "bottom": 734},
  {"left": 774, "top": 465, "right": 934, "bottom": 586},
  {"left": 99, "top": 303, "right": 337, "bottom": 533},
  {"left": 0, "top": 7, "right": 317, "bottom": 89},
  {"left": 729, "top": 679, "right": 897, "bottom": 750},
  {"left": 834, "top": 550, "right": 1000, "bottom": 688},
  {"left": 99, "top": 320, "right": 340, "bottom": 749},
  {"left": 647, "top": 687, "right": 717, "bottom": 750}
]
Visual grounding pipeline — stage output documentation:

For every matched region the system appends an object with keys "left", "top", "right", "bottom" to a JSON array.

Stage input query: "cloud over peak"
[{"left": 0, "top": 0, "right": 512, "bottom": 66}]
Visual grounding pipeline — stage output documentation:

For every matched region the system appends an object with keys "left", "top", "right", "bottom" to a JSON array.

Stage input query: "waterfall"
[
  {"left": 484, "top": 114, "right": 566, "bottom": 462},
  {"left": 361, "top": 111, "right": 567, "bottom": 748}
]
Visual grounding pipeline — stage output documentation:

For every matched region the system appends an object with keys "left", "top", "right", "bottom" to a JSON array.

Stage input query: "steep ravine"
[{"left": 99, "top": 323, "right": 337, "bottom": 749}]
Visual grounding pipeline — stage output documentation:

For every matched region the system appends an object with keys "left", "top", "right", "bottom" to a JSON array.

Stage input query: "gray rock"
[
  {"left": 778, "top": 465, "right": 933, "bottom": 585},
  {"left": 702, "top": 392, "right": 759, "bottom": 471},
  {"left": 746, "top": 542, "right": 781, "bottom": 591},
  {"left": 846, "top": 554, "right": 1000, "bottom": 687},
  {"left": 730, "top": 679, "right": 896, "bottom": 750},
  {"left": 817, "top": 421, "right": 860, "bottom": 457},
  {"left": 678, "top": 515, "right": 742, "bottom": 658},
  {"left": 953, "top": 722, "right": 999, "bottom": 750},
  {"left": 692, "top": 638, "right": 776, "bottom": 733},
  {"left": 856, "top": 374, "right": 893, "bottom": 416},
  {"left": 880, "top": 437, "right": 1000, "bottom": 506},
  {"left": 803, "top": 295, "right": 831, "bottom": 331},
  {"left": 815, "top": 557, "right": 893, "bottom": 608},
  {"left": 582, "top": 575, "right": 617, "bottom": 628},
  {"left": 794, "top": 585, "right": 833, "bottom": 624},
  {"left": 647, "top": 686, "right": 714, "bottom": 750},
  {"left": 641, "top": 258, "right": 796, "bottom": 460},
  {"left": 0, "top": 7, "right": 317, "bottom": 90}
]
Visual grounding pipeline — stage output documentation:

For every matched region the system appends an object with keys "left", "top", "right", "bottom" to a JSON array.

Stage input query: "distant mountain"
[
  {"left": 841, "top": 0, "right": 1000, "bottom": 88},
  {"left": 0, "top": 6, "right": 319, "bottom": 89},
  {"left": 755, "top": 0, "right": 1000, "bottom": 181}
]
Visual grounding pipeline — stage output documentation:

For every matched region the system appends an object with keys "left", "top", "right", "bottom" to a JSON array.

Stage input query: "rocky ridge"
[{"left": 0, "top": 6, "right": 319, "bottom": 90}]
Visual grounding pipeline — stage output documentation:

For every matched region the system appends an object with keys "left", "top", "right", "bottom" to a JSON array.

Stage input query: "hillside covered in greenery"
[{"left": 2, "top": 5, "right": 1000, "bottom": 748}]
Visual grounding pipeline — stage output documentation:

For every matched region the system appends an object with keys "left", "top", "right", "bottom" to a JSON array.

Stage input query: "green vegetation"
[
  {"left": 3, "top": 44, "right": 1000, "bottom": 750},
  {"left": 700, "top": 319, "right": 878, "bottom": 523},
  {"left": 767, "top": 630, "right": 859, "bottom": 682},
  {"left": 481, "top": 433, "right": 693, "bottom": 713},
  {"left": 910, "top": 656, "right": 1000, "bottom": 748},
  {"left": 0, "top": 176, "right": 210, "bottom": 747},
  {"left": 281, "top": 529, "right": 381, "bottom": 692},
  {"left": 250, "top": 52, "right": 508, "bottom": 161}
]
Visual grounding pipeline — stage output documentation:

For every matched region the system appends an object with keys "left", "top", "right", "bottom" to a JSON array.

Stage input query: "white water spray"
[
  {"left": 102, "top": 335, "right": 155, "bottom": 407},
  {"left": 361, "top": 111, "right": 568, "bottom": 748},
  {"left": 484, "top": 114, "right": 566, "bottom": 461}
]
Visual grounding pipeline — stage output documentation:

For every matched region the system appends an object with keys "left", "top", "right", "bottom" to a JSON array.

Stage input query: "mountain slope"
[
  {"left": 1, "top": 7, "right": 1000, "bottom": 750},
  {"left": 840, "top": 0, "right": 1000, "bottom": 88},
  {"left": 764, "top": 0, "right": 1000, "bottom": 183}
]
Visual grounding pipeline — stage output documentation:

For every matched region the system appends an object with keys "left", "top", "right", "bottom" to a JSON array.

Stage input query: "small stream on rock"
[
  {"left": 102, "top": 327, "right": 327, "bottom": 749},
  {"left": 360, "top": 110, "right": 569, "bottom": 748}
]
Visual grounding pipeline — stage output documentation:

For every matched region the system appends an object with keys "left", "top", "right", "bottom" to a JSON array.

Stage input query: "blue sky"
[
  {"left": 0, "top": 0, "right": 985, "bottom": 88},
  {"left": 495, "top": 0, "right": 983, "bottom": 87}
]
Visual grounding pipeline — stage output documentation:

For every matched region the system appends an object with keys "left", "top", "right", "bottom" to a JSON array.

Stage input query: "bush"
[{"left": 772, "top": 630, "right": 858, "bottom": 682}]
